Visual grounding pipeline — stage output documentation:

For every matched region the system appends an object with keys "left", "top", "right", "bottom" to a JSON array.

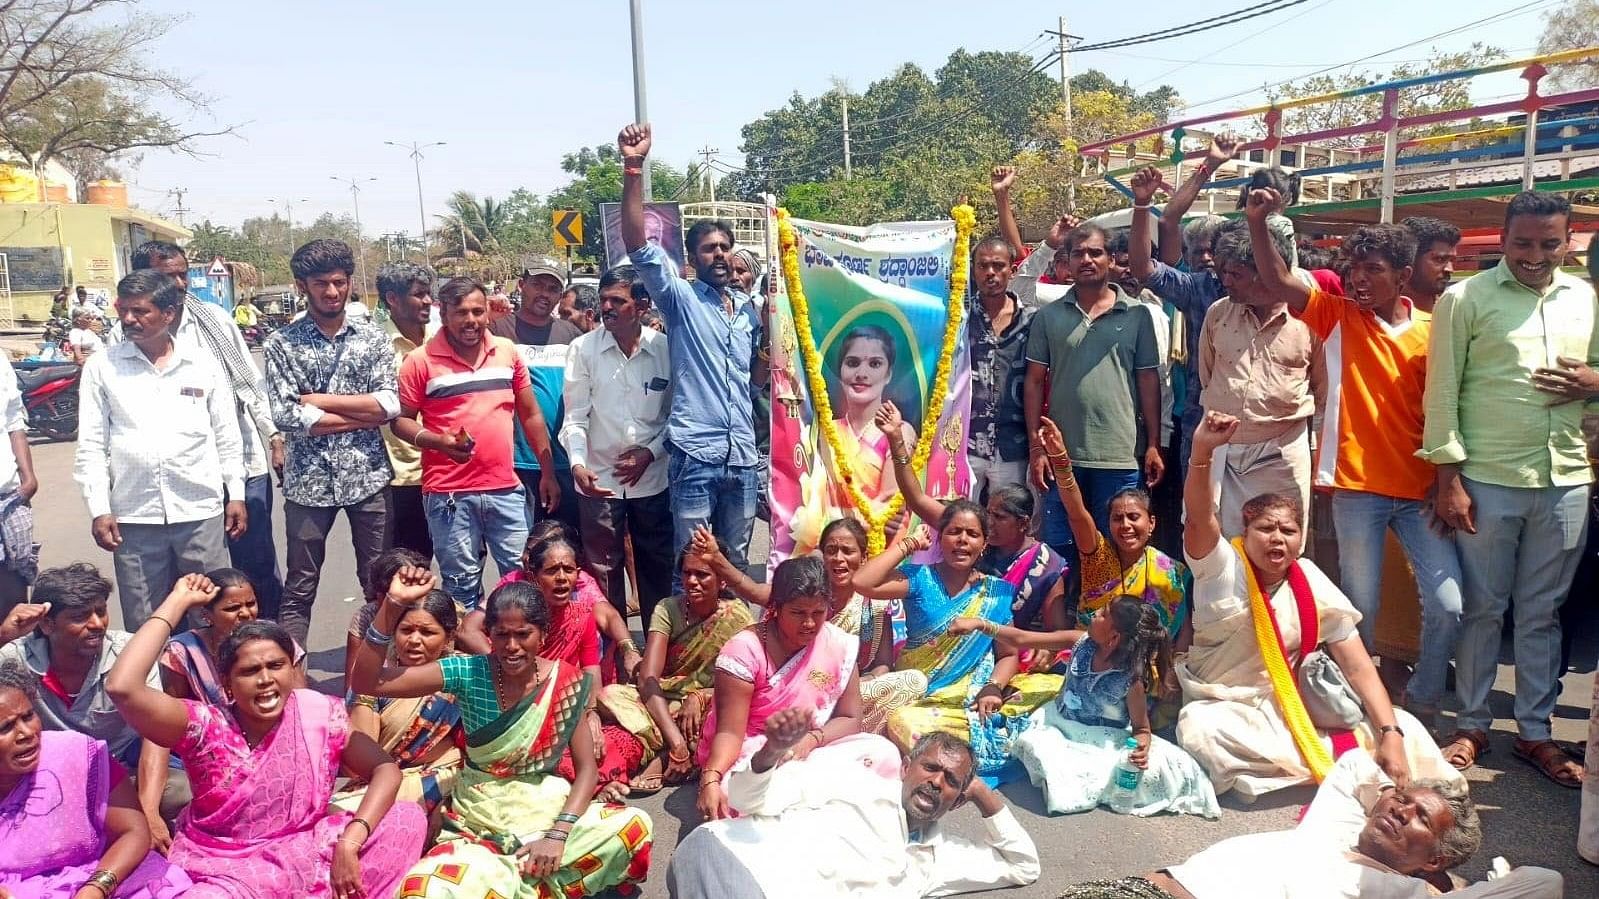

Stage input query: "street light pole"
[
  {"left": 385, "top": 140, "right": 446, "bottom": 261},
  {"left": 629, "top": 0, "right": 652, "bottom": 200},
  {"left": 331, "top": 175, "right": 378, "bottom": 295},
  {"left": 268, "top": 197, "right": 307, "bottom": 255}
]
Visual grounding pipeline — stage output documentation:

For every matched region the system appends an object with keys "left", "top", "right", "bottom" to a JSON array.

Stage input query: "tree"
[
  {"left": 1538, "top": 0, "right": 1599, "bottom": 90},
  {"left": 0, "top": 0, "right": 230, "bottom": 178},
  {"left": 437, "top": 191, "right": 510, "bottom": 256},
  {"left": 1263, "top": 44, "right": 1504, "bottom": 148},
  {"left": 543, "top": 144, "right": 695, "bottom": 263},
  {"left": 727, "top": 55, "right": 1181, "bottom": 224}
]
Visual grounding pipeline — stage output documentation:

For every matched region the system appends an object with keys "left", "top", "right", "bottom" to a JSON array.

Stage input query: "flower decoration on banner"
[{"left": 776, "top": 204, "right": 975, "bottom": 554}]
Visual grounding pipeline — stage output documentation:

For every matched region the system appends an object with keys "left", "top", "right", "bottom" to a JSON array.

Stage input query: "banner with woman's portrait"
[{"left": 768, "top": 216, "right": 972, "bottom": 561}]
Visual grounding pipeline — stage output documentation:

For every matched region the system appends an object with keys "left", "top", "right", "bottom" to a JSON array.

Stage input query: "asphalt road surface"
[{"left": 31, "top": 433, "right": 1597, "bottom": 898}]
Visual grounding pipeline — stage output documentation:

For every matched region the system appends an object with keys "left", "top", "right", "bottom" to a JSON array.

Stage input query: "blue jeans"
[
  {"left": 226, "top": 474, "right": 282, "bottom": 620},
  {"left": 424, "top": 487, "right": 532, "bottom": 609},
  {"left": 1039, "top": 467, "right": 1141, "bottom": 551},
  {"left": 1454, "top": 477, "right": 1590, "bottom": 740},
  {"left": 1330, "top": 489, "right": 1464, "bottom": 709},
  {"left": 669, "top": 449, "right": 758, "bottom": 579}
]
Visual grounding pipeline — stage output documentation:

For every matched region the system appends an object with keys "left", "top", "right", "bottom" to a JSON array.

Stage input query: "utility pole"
[
  {"left": 698, "top": 145, "right": 719, "bottom": 202},
  {"left": 1047, "top": 17, "right": 1078, "bottom": 132},
  {"left": 268, "top": 197, "right": 306, "bottom": 254},
  {"left": 628, "top": 0, "right": 653, "bottom": 200},
  {"left": 168, "top": 187, "right": 188, "bottom": 225},
  {"left": 331, "top": 176, "right": 377, "bottom": 295},
  {"left": 385, "top": 140, "right": 446, "bottom": 262},
  {"left": 842, "top": 93, "right": 853, "bottom": 180},
  {"left": 831, "top": 77, "right": 853, "bottom": 180}
]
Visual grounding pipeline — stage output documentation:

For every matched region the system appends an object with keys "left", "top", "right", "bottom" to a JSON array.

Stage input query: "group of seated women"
[{"left": 5, "top": 405, "right": 1477, "bottom": 898}]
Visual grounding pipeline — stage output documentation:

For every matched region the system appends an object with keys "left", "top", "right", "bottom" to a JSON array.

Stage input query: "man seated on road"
[
  {"left": 667, "top": 709, "right": 1040, "bottom": 899},
  {"left": 1056, "top": 749, "right": 1561, "bottom": 899},
  {"left": 0, "top": 563, "right": 186, "bottom": 851}
]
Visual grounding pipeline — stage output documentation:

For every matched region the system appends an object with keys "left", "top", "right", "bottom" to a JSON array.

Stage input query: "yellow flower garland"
[{"left": 777, "top": 205, "right": 975, "bottom": 554}]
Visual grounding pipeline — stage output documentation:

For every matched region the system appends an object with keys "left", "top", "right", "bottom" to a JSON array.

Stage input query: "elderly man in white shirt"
[
  {"left": 1057, "top": 749, "right": 1562, "bottom": 899},
  {"left": 560, "top": 265, "right": 674, "bottom": 626},
  {"left": 73, "top": 270, "right": 245, "bottom": 627},
  {"left": 667, "top": 709, "right": 1040, "bottom": 899}
]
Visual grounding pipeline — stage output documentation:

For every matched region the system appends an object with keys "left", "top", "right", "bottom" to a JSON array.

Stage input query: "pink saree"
[
  {"left": 699, "top": 621, "right": 859, "bottom": 769},
  {"left": 1, "top": 731, "right": 190, "bottom": 898},
  {"left": 167, "top": 689, "right": 428, "bottom": 898}
]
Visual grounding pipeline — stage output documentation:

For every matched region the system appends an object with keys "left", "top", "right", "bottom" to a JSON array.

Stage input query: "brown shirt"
[{"left": 1197, "top": 299, "right": 1322, "bottom": 444}]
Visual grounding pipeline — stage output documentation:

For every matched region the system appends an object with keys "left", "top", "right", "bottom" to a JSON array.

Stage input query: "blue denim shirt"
[
  {"left": 1143, "top": 260, "right": 1224, "bottom": 427},
  {"left": 630, "top": 241, "right": 759, "bottom": 467}
]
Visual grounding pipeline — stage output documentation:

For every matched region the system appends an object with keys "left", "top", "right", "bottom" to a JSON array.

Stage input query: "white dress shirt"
[
  {"left": 110, "top": 299, "right": 278, "bottom": 479},
  {"left": 698, "top": 735, "right": 1040, "bottom": 899},
  {"left": 74, "top": 338, "right": 245, "bottom": 524},
  {"left": 0, "top": 355, "right": 26, "bottom": 493},
  {"left": 559, "top": 326, "right": 671, "bottom": 498},
  {"left": 1167, "top": 750, "right": 1563, "bottom": 899}
]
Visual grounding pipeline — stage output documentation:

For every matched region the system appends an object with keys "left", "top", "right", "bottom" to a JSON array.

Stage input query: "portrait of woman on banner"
[{"left": 827, "top": 322, "right": 920, "bottom": 513}]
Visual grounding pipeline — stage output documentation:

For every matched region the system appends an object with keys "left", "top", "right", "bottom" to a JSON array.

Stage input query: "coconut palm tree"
[{"left": 437, "top": 190, "right": 509, "bottom": 256}]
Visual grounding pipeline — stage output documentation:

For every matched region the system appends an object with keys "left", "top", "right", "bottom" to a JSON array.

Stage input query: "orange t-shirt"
[{"left": 1298, "top": 288, "right": 1433, "bottom": 500}]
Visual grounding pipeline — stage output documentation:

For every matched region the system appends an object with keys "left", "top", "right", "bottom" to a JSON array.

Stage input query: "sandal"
[
  {"left": 1513, "top": 739, "right": 1584, "bottom": 789},
  {"left": 627, "top": 773, "right": 664, "bottom": 797},
  {"left": 1440, "top": 729, "right": 1489, "bottom": 771}
]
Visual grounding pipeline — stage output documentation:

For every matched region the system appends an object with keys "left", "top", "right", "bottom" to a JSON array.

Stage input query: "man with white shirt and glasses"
[
  {"left": 74, "top": 270, "right": 246, "bottom": 626},
  {"left": 128, "top": 240, "right": 286, "bottom": 619},
  {"left": 264, "top": 239, "right": 399, "bottom": 644},
  {"left": 561, "top": 264, "right": 673, "bottom": 628}
]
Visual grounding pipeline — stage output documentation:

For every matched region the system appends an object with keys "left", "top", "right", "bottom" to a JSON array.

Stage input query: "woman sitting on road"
[
  {"left": 697, "top": 556, "right": 866, "bottom": 820},
  {"left": 333, "top": 589, "right": 464, "bottom": 816},
  {"left": 1176, "top": 411, "right": 1464, "bottom": 800},
  {"left": 883, "top": 402, "right": 1069, "bottom": 670},
  {"left": 695, "top": 518, "right": 925, "bottom": 732},
  {"left": 490, "top": 521, "right": 641, "bottom": 684},
  {"left": 346, "top": 548, "right": 488, "bottom": 686},
  {"left": 350, "top": 571, "right": 653, "bottom": 898},
  {"left": 108, "top": 574, "right": 428, "bottom": 899},
  {"left": 595, "top": 537, "right": 754, "bottom": 793},
  {"left": 163, "top": 568, "right": 306, "bottom": 709},
  {"left": 0, "top": 661, "right": 193, "bottom": 898},
  {"left": 853, "top": 502, "right": 1060, "bottom": 781}
]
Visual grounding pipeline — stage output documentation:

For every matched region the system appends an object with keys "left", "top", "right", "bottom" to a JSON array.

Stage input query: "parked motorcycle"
[
  {"left": 16, "top": 359, "right": 81, "bottom": 441},
  {"left": 41, "top": 316, "right": 70, "bottom": 353}
]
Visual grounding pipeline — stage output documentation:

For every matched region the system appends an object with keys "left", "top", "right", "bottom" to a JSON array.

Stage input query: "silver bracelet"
[{"left": 363, "top": 621, "right": 393, "bottom": 647}]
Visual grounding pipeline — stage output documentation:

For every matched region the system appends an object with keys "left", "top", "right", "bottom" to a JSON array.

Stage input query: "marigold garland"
[{"left": 777, "top": 205, "right": 975, "bottom": 554}]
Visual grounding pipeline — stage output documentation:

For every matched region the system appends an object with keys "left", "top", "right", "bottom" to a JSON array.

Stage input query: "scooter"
[{"left": 16, "top": 359, "right": 81, "bottom": 441}]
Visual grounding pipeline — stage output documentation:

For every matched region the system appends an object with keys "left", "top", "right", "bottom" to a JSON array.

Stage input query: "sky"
[{"left": 120, "top": 0, "right": 1560, "bottom": 237}]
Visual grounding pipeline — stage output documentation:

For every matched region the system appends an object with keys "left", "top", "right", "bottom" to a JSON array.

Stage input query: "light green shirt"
[{"left": 1419, "top": 259, "right": 1599, "bottom": 488}]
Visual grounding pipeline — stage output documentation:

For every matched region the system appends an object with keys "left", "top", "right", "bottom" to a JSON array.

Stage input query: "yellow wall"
[{"left": 0, "top": 204, "right": 138, "bottom": 322}]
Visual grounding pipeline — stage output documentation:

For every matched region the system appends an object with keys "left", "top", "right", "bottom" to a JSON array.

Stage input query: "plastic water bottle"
[{"left": 1106, "top": 736, "right": 1142, "bottom": 814}]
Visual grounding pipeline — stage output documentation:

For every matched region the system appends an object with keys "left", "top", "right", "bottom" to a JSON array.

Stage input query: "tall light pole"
[
  {"left": 385, "top": 140, "right": 446, "bottom": 261},
  {"left": 331, "top": 175, "right": 377, "bottom": 295},
  {"left": 629, "top": 0, "right": 652, "bottom": 200},
  {"left": 267, "top": 197, "right": 307, "bottom": 255}
]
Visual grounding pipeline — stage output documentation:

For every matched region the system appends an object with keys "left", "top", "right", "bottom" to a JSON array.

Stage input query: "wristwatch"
[{"left": 1377, "top": 724, "right": 1404, "bottom": 738}]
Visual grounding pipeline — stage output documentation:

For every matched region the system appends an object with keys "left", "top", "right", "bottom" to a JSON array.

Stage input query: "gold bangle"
[
  {"left": 1057, "top": 477, "right": 1078, "bottom": 491},
  {"left": 668, "top": 746, "right": 692, "bottom": 763}
]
